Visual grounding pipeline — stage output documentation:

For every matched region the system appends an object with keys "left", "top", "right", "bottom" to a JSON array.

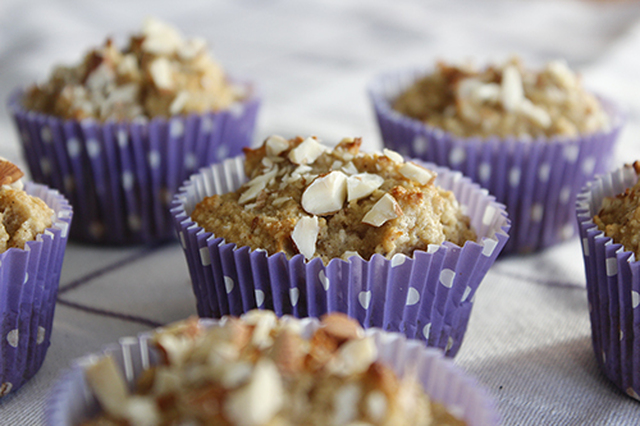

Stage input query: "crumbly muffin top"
[
  {"left": 393, "top": 57, "right": 610, "bottom": 139},
  {"left": 594, "top": 161, "right": 640, "bottom": 258},
  {"left": 81, "top": 311, "right": 465, "bottom": 426},
  {"left": 22, "top": 18, "right": 244, "bottom": 121},
  {"left": 0, "top": 160, "right": 53, "bottom": 252},
  {"left": 191, "top": 136, "right": 476, "bottom": 264}
]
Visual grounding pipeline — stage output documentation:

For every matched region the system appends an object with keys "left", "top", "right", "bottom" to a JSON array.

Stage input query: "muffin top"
[
  {"left": 594, "top": 161, "right": 640, "bottom": 258},
  {"left": 393, "top": 57, "right": 610, "bottom": 139},
  {"left": 81, "top": 311, "right": 465, "bottom": 426},
  {"left": 191, "top": 135, "right": 476, "bottom": 264},
  {"left": 22, "top": 18, "right": 244, "bottom": 121},
  {"left": 0, "top": 160, "right": 53, "bottom": 252}
]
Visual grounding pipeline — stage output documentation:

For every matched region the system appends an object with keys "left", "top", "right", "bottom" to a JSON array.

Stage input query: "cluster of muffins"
[{"left": 4, "top": 15, "right": 635, "bottom": 425}]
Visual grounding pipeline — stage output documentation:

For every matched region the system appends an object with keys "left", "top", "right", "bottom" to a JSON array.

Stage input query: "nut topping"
[
  {"left": 361, "top": 193, "right": 403, "bottom": 227},
  {"left": 0, "top": 160, "right": 24, "bottom": 187},
  {"left": 301, "top": 171, "right": 348, "bottom": 215},
  {"left": 291, "top": 216, "right": 319, "bottom": 260}
]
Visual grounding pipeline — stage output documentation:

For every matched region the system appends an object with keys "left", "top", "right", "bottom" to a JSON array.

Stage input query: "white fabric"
[{"left": 2, "top": 0, "right": 640, "bottom": 424}]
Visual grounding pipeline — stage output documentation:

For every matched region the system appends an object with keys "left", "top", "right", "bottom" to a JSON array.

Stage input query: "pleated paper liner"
[
  {"left": 370, "top": 69, "right": 623, "bottom": 254},
  {"left": 577, "top": 164, "right": 640, "bottom": 400},
  {"left": 8, "top": 87, "right": 259, "bottom": 245},
  {"left": 0, "top": 183, "right": 73, "bottom": 398},
  {"left": 171, "top": 157, "right": 510, "bottom": 357},
  {"left": 46, "top": 316, "right": 500, "bottom": 426}
]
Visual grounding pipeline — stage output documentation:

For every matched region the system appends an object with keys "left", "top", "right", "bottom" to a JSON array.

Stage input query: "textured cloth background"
[{"left": 2, "top": 0, "right": 640, "bottom": 424}]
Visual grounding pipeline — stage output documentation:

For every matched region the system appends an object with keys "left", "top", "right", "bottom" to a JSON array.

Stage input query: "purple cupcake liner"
[
  {"left": 369, "top": 70, "right": 623, "bottom": 254},
  {"left": 8, "top": 88, "right": 259, "bottom": 245},
  {"left": 170, "top": 156, "right": 510, "bottom": 357},
  {"left": 46, "top": 316, "right": 500, "bottom": 426},
  {"left": 577, "top": 164, "right": 640, "bottom": 400},
  {"left": 0, "top": 182, "right": 73, "bottom": 398}
]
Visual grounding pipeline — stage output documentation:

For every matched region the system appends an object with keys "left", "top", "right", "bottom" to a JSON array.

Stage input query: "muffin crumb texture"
[
  {"left": 22, "top": 18, "right": 244, "bottom": 121},
  {"left": 393, "top": 57, "right": 610, "bottom": 139},
  {"left": 0, "top": 160, "right": 53, "bottom": 252},
  {"left": 594, "top": 161, "right": 640, "bottom": 258},
  {"left": 191, "top": 136, "right": 476, "bottom": 263},
  {"left": 80, "top": 311, "right": 465, "bottom": 426}
]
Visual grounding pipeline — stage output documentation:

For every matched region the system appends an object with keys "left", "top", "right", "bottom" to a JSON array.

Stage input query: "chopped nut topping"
[
  {"left": 301, "top": 171, "right": 348, "bottom": 215},
  {"left": 362, "top": 193, "right": 403, "bottom": 227},
  {"left": 291, "top": 216, "right": 319, "bottom": 259},
  {"left": 399, "top": 162, "right": 436, "bottom": 185},
  {"left": 288, "top": 137, "right": 326, "bottom": 165},
  {"left": 347, "top": 173, "right": 385, "bottom": 202}
]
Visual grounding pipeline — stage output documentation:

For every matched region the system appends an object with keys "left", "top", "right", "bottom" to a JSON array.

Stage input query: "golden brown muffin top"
[
  {"left": 22, "top": 18, "right": 244, "bottom": 121},
  {"left": 594, "top": 161, "right": 640, "bottom": 258},
  {"left": 191, "top": 136, "right": 476, "bottom": 264},
  {"left": 81, "top": 311, "right": 465, "bottom": 426},
  {"left": 393, "top": 57, "right": 610, "bottom": 139},
  {"left": 0, "top": 159, "right": 53, "bottom": 252}
]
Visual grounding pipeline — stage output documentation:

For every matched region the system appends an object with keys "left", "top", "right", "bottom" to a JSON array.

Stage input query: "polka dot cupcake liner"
[
  {"left": 0, "top": 183, "right": 72, "bottom": 399},
  {"left": 577, "top": 164, "right": 640, "bottom": 400},
  {"left": 46, "top": 315, "right": 500, "bottom": 426},
  {"left": 8, "top": 88, "right": 260, "bottom": 245},
  {"left": 369, "top": 70, "right": 623, "bottom": 254},
  {"left": 170, "top": 156, "right": 510, "bottom": 357}
]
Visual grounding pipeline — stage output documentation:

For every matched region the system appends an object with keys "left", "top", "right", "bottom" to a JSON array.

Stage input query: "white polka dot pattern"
[
  {"left": 509, "top": 167, "right": 521, "bottom": 187},
  {"left": 86, "top": 139, "right": 100, "bottom": 158},
  {"left": 531, "top": 204, "right": 544, "bottom": 222},
  {"left": 412, "top": 135, "right": 428, "bottom": 155},
  {"left": 406, "top": 287, "right": 420, "bottom": 306},
  {"left": 67, "top": 138, "right": 81, "bottom": 157},
  {"left": 482, "top": 238, "right": 498, "bottom": 257},
  {"left": 41, "top": 127, "right": 52, "bottom": 143},
  {"left": 255, "top": 289, "right": 265, "bottom": 307},
  {"left": 358, "top": 290, "right": 371, "bottom": 309},
  {"left": 538, "top": 163, "right": 550, "bottom": 182},
  {"left": 39, "top": 158, "right": 51, "bottom": 175},
  {"left": 423, "top": 323, "right": 431, "bottom": 339},
  {"left": 170, "top": 121, "right": 184, "bottom": 138},
  {"left": 37, "top": 326, "right": 46, "bottom": 345},
  {"left": 289, "top": 287, "right": 299, "bottom": 306},
  {"left": 117, "top": 130, "right": 128, "bottom": 148},
  {"left": 559, "top": 186, "right": 571, "bottom": 204},
  {"left": 224, "top": 276, "right": 234, "bottom": 294},
  {"left": 7, "top": 329, "right": 18, "bottom": 348},
  {"left": 121, "top": 171, "right": 134, "bottom": 190},
  {"left": 148, "top": 151, "right": 161, "bottom": 169},
  {"left": 582, "top": 157, "right": 596, "bottom": 175},
  {"left": 632, "top": 291, "right": 640, "bottom": 309},
  {"left": 216, "top": 144, "right": 229, "bottom": 160},
  {"left": 449, "top": 147, "right": 465, "bottom": 165},
  {"left": 439, "top": 269, "right": 455, "bottom": 288},
  {"left": 479, "top": 162, "right": 491, "bottom": 181},
  {"left": 199, "top": 247, "right": 211, "bottom": 266},
  {"left": 319, "top": 270, "right": 330, "bottom": 291},
  {"left": 391, "top": 253, "right": 407, "bottom": 267},
  {"left": 606, "top": 258, "right": 618, "bottom": 276},
  {"left": 564, "top": 145, "right": 579, "bottom": 162}
]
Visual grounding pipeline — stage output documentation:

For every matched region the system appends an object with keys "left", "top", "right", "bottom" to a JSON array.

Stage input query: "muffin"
[
  {"left": 577, "top": 161, "right": 640, "bottom": 400},
  {"left": 371, "top": 57, "right": 622, "bottom": 254},
  {"left": 9, "top": 18, "right": 259, "bottom": 245},
  {"left": 0, "top": 159, "right": 73, "bottom": 398},
  {"left": 47, "top": 312, "right": 499, "bottom": 425},
  {"left": 171, "top": 135, "right": 510, "bottom": 356}
]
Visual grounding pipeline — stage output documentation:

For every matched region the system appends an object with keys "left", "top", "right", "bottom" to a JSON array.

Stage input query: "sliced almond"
[
  {"left": 327, "top": 337, "right": 377, "bottom": 377},
  {"left": 142, "top": 17, "right": 183, "bottom": 55},
  {"left": 341, "top": 161, "right": 359, "bottom": 175},
  {"left": 382, "top": 148, "right": 404, "bottom": 163},
  {"left": 291, "top": 216, "right": 319, "bottom": 260},
  {"left": 224, "top": 359, "right": 283, "bottom": 426},
  {"left": 0, "top": 160, "right": 24, "bottom": 187},
  {"left": 501, "top": 65, "right": 524, "bottom": 112},
  {"left": 85, "top": 356, "right": 129, "bottom": 418},
  {"left": 238, "top": 167, "right": 278, "bottom": 204},
  {"left": 361, "top": 193, "right": 403, "bottom": 227},
  {"left": 288, "top": 137, "right": 325, "bottom": 165},
  {"left": 346, "top": 173, "right": 384, "bottom": 202},
  {"left": 149, "top": 57, "right": 174, "bottom": 90},
  {"left": 301, "top": 171, "right": 347, "bottom": 215},
  {"left": 519, "top": 99, "right": 552, "bottom": 128},
  {"left": 265, "top": 135, "right": 290, "bottom": 157},
  {"left": 321, "top": 313, "right": 364, "bottom": 343},
  {"left": 398, "top": 162, "right": 436, "bottom": 185}
]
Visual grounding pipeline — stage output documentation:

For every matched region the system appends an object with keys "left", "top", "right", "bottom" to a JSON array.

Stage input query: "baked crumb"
[
  {"left": 393, "top": 57, "right": 610, "bottom": 139},
  {"left": 594, "top": 161, "right": 640, "bottom": 258},
  {"left": 23, "top": 18, "right": 244, "bottom": 121},
  {"left": 80, "top": 311, "right": 466, "bottom": 426},
  {"left": 0, "top": 159, "right": 53, "bottom": 252},
  {"left": 191, "top": 136, "right": 476, "bottom": 264}
]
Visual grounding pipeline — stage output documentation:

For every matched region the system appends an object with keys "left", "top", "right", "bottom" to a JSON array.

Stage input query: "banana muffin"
[
  {"left": 593, "top": 161, "right": 640, "bottom": 258},
  {"left": 191, "top": 135, "right": 476, "bottom": 264},
  {"left": 22, "top": 18, "right": 244, "bottom": 121},
  {"left": 80, "top": 311, "right": 465, "bottom": 426},
  {"left": 393, "top": 57, "right": 610, "bottom": 139},
  {"left": 0, "top": 159, "right": 53, "bottom": 252}
]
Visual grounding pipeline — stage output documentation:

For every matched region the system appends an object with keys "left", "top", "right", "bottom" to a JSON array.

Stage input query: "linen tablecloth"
[{"left": 2, "top": 1, "right": 640, "bottom": 424}]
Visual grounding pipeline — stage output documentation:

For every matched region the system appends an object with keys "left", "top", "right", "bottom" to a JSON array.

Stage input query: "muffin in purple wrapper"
[
  {"left": 46, "top": 312, "right": 500, "bottom": 425},
  {"left": 0, "top": 160, "right": 73, "bottom": 398},
  {"left": 170, "top": 135, "right": 510, "bottom": 357},
  {"left": 8, "top": 18, "right": 259, "bottom": 245},
  {"left": 370, "top": 58, "right": 623, "bottom": 254},
  {"left": 577, "top": 162, "right": 640, "bottom": 400}
]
